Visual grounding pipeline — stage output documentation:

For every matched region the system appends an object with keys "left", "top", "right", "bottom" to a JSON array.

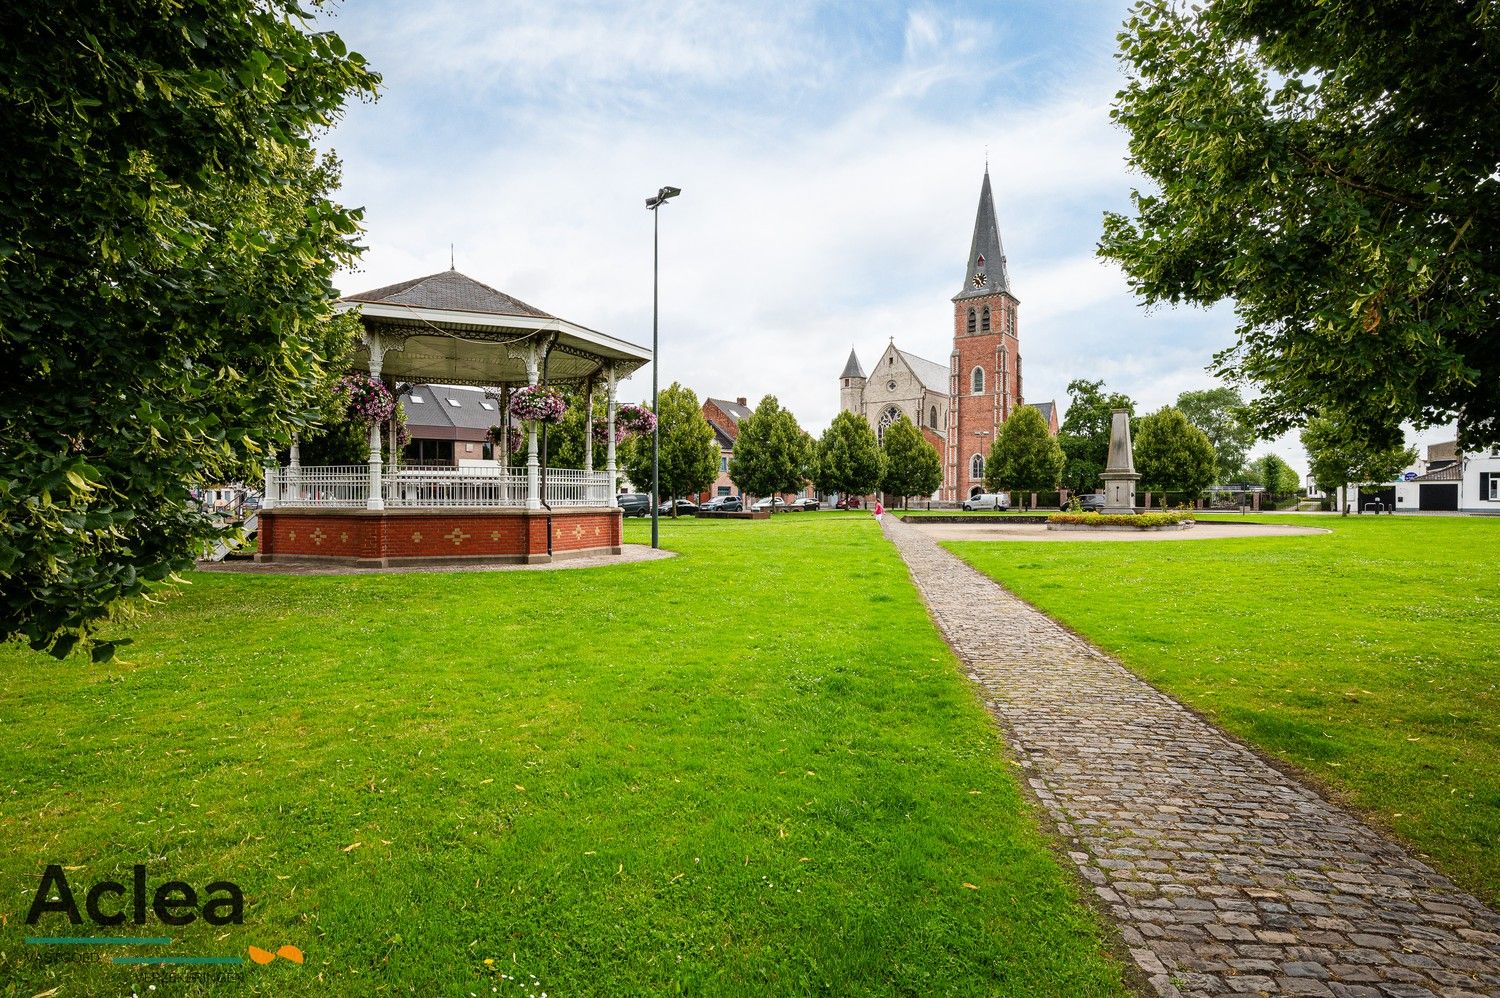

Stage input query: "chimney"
[{"left": 736, "top": 397, "right": 747, "bottom": 406}]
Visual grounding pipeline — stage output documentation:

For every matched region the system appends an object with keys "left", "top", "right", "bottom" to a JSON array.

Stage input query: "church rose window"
[
  {"left": 971, "top": 367, "right": 984, "bottom": 394},
  {"left": 966, "top": 309, "right": 976, "bottom": 334},
  {"left": 981, "top": 306, "right": 990, "bottom": 332}
]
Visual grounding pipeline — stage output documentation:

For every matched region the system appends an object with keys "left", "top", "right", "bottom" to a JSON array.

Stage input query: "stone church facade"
[{"left": 838, "top": 167, "right": 1057, "bottom": 501}]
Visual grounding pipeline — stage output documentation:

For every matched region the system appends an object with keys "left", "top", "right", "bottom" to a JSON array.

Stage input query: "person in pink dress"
[{"left": 873, "top": 499, "right": 884, "bottom": 522}]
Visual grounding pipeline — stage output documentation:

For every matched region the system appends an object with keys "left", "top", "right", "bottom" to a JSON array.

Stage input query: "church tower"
[
  {"left": 839, "top": 348, "right": 866, "bottom": 416},
  {"left": 946, "top": 168, "right": 1022, "bottom": 501}
]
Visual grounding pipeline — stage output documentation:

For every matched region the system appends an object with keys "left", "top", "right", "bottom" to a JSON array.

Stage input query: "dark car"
[
  {"left": 1077, "top": 493, "right": 1106, "bottom": 512},
  {"left": 702, "top": 496, "right": 743, "bottom": 512},
  {"left": 617, "top": 493, "right": 651, "bottom": 517},
  {"left": 658, "top": 498, "right": 698, "bottom": 516},
  {"left": 789, "top": 497, "right": 820, "bottom": 512}
]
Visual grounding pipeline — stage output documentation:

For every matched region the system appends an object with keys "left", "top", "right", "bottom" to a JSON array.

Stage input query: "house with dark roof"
[
  {"left": 701, "top": 397, "right": 752, "bottom": 499},
  {"left": 1351, "top": 439, "right": 1500, "bottom": 513},
  {"left": 399, "top": 383, "right": 504, "bottom": 466}
]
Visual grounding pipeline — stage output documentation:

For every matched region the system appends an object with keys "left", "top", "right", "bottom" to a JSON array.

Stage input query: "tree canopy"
[
  {"left": 815, "top": 411, "right": 884, "bottom": 499},
  {"left": 1058, "top": 379, "right": 1135, "bottom": 493},
  {"left": 1246, "top": 453, "right": 1301, "bottom": 503},
  {"left": 729, "top": 396, "right": 811, "bottom": 509},
  {"left": 986, "top": 405, "right": 1065, "bottom": 500},
  {"left": 1301, "top": 414, "right": 1417, "bottom": 496},
  {"left": 1102, "top": 1, "right": 1500, "bottom": 452},
  {"left": 1175, "top": 386, "right": 1257, "bottom": 480},
  {"left": 880, "top": 416, "right": 941, "bottom": 508},
  {"left": 619, "top": 385, "right": 715, "bottom": 512},
  {"left": 1134, "top": 406, "right": 1217, "bottom": 496},
  {"left": 0, "top": 3, "right": 379, "bottom": 658}
]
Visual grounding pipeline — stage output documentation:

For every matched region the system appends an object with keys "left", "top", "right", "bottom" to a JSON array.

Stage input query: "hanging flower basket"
[
  {"left": 335, "top": 374, "right": 396, "bottom": 425},
  {"left": 617, "top": 403, "right": 657, "bottom": 436},
  {"left": 508, "top": 385, "right": 567, "bottom": 425},
  {"left": 487, "top": 425, "right": 525, "bottom": 453},
  {"left": 592, "top": 419, "right": 626, "bottom": 446}
]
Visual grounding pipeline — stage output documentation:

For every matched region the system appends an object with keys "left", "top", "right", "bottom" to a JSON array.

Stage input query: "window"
[
  {"left": 482, "top": 441, "right": 494, "bottom": 460},
  {"left": 1489, "top": 474, "right": 1499, "bottom": 500},
  {"left": 970, "top": 454, "right": 985, "bottom": 480},
  {"left": 981, "top": 306, "right": 990, "bottom": 332},
  {"left": 403, "top": 439, "right": 453, "bottom": 465},
  {"left": 1007, "top": 310, "right": 1015, "bottom": 336},
  {"left": 480, "top": 401, "right": 495, "bottom": 410},
  {"left": 877, "top": 405, "right": 901, "bottom": 443},
  {"left": 966, "top": 309, "right": 976, "bottom": 334},
  {"left": 971, "top": 367, "right": 984, "bottom": 394},
  {"left": 717, "top": 486, "right": 731, "bottom": 496},
  {"left": 720, "top": 456, "right": 728, "bottom": 473},
  {"left": 409, "top": 394, "right": 425, "bottom": 403},
  {"left": 929, "top": 405, "right": 938, "bottom": 429},
  {"left": 446, "top": 398, "right": 461, "bottom": 407}
]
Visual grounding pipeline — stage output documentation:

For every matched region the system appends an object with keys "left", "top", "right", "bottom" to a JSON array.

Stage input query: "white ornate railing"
[{"left": 263, "top": 465, "right": 612, "bottom": 510}]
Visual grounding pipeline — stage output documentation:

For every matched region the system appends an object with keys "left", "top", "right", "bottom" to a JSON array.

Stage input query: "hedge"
[{"left": 1047, "top": 511, "right": 1195, "bottom": 529}]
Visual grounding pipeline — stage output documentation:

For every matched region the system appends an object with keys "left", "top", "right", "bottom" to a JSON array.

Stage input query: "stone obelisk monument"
[{"left": 1101, "top": 408, "right": 1139, "bottom": 514}]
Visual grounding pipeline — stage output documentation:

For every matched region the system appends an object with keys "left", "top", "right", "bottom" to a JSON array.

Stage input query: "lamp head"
[{"left": 645, "top": 186, "right": 682, "bottom": 209}]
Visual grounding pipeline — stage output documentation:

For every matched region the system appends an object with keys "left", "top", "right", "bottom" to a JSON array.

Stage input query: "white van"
[{"left": 962, "top": 492, "right": 1010, "bottom": 511}]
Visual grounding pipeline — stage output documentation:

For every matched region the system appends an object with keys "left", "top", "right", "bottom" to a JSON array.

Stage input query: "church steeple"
[{"left": 954, "top": 167, "right": 1011, "bottom": 300}]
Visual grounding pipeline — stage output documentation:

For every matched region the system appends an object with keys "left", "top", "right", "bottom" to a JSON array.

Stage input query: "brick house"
[{"left": 700, "top": 396, "right": 751, "bottom": 500}]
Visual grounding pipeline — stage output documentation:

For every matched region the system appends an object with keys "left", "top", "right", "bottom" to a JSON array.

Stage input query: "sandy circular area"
[
  {"left": 909, "top": 521, "right": 1329, "bottom": 543},
  {"left": 198, "top": 543, "right": 675, "bottom": 575}
]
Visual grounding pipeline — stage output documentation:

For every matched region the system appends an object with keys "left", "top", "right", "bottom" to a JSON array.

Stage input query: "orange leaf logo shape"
[
  {"left": 277, "top": 944, "right": 304, "bottom": 964},
  {"left": 247, "top": 946, "right": 276, "bottom": 965},
  {"left": 247, "top": 944, "right": 305, "bottom": 965}
]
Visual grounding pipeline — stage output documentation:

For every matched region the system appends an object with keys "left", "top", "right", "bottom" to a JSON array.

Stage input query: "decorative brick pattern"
[
  {"left": 882, "top": 517, "right": 1500, "bottom": 998},
  {"left": 258, "top": 510, "right": 622, "bottom": 562}
]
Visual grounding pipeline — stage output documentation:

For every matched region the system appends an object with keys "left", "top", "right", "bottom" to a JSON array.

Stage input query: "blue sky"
[{"left": 315, "top": 0, "right": 1421, "bottom": 476}]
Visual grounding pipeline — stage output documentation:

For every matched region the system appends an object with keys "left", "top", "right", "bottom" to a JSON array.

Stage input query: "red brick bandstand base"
[{"left": 257, "top": 508, "right": 623, "bottom": 567}]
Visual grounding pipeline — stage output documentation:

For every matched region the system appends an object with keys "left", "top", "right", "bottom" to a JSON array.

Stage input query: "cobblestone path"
[{"left": 883, "top": 517, "right": 1500, "bottom": 998}]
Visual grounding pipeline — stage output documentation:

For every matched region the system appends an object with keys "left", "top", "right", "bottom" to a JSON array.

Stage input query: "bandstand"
[{"left": 257, "top": 270, "right": 651, "bottom": 566}]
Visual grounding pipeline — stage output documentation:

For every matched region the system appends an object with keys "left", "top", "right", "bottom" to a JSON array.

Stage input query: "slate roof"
[
  {"left": 954, "top": 168, "right": 1012, "bottom": 301},
  {"left": 706, "top": 397, "right": 752, "bottom": 425},
  {"left": 840, "top": 348, "right": 866, "bottom": 380},
  {"left": 1029, "top": 401, "right": 1055, "bottom": 425},
  {"left": 710, "top": 423, "right": 735, "bottom": 450},
  {"left": 898, "top": 349, "right": 950, "bottom": 394},
  {"left": 1414, "top": 464, "right": 1461, "bottom": 482},
  {"left": 343, "top": 270, "right": 554, "bottom": 319},
  {"left": 400, "top": 383, "right": 504, "bottom": 433},
  {"left": 1426, "top": 440, "right": 1459, "bottom": 465}
]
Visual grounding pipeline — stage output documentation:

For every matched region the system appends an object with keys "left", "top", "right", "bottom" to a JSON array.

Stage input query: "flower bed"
[{"left": 1048, "top": 511, "right": 1195, "bottom": 529}]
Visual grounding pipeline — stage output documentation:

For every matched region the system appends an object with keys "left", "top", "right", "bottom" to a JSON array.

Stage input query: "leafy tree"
[
  {"left": 1057, "top": 379, "right": 1135, "bottom": 493},
  {"left": 1248, "top": 454, "right": 1301, "bottom": 504},
  {"left": 1134, "top": 406, "right": 1217, "bottom": 497},
  {"left": 815, "top": 411, "right": 885, "bottom": 499},
  {"left": 1102, "top": 1, "right": 1500, "bottom": 452},
  {"left": 1, "top": 4, "right": 379, "bottom": 658},
  {"left": 729, "top": 396, "right": 811, "bottom": 511},
  {"left": 1301, "top": 414, "right": 1416, "bottom": 509},
  {"left": 880, "top": 415, "right": 941, "bottom": 509},
  {"left": 619, "top": 385, "right": 716, "bottom": 515},
  {"left": 1176, "top": 386, "right": 1257, "bottom": 479},
  {"left": 986, "top": 405, "right": 1066, "bottom": 507}
]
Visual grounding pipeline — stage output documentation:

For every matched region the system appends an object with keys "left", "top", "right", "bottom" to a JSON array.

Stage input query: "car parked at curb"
[
  {"left": 658, "top": 498, "right": 698, "bottom": 516},
  {"left": 751, "top": 497, "right": 787, "bottom": 512},
  {"left": 701, "top": 496, "right": 743, "bottom": 512},
  {"left": 789, "top": 497, "right": 820, "bottom": 512},
  {"left": 835, "top": 495, "right": 863, "bottom": 509},
  {"left": 962, "top": 492, "right": 1011, "bottom": 511},
  {"left": 1077, "top": 493, "right": 1107, "bottom": 512},
  {"left": 617, "top": 493, "right": 651, "bottom": 517}
]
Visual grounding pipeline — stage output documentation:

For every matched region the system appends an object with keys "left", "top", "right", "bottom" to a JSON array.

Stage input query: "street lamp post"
[{"left": 645, "top": 185, "right": 681, "bottom": 550}]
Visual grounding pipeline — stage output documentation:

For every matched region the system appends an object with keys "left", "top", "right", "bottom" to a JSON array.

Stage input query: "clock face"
[{"left": 972, "top": 272, "right": 987, "bottom": 288}]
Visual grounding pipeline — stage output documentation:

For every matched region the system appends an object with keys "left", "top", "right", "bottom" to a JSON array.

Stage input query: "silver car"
[{"left": 962, "top": 492, "right": 1010, "bottom": 511}]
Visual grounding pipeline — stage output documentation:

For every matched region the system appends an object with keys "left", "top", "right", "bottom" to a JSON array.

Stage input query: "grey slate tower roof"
[
  {"left": 840, "top": 348, "right": 866, "bottom": 380},
  {"left": 954, "top": 168, "right": 1013, "bottom": 301},
  {"left": 343, "top": 270, "right": 554, "bottom": 319}
]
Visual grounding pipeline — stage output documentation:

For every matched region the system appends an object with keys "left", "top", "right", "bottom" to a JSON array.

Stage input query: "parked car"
[
  {"left": 751, "top": 497, "right": 788, "bottom": 512},
  {"left": 962, "top": 492, "right": 1011, "bottom": 511},
  {"left": 701, "top": 496, "right": 743, "bottom": 512},
  {"left": 835, "top": 495, "right": 863, "bottom": 509},
  {"left": 789, "top": 497, "right": 821, "bottom": 511},
  {"left": 1077, "top": 493, "right": 1107, "bottom": 512},
  {"left": 617, "top": 493, "right": 651, "bottom": 517},
  {"left": 658, "top": 498, "right": 698, "bottom": 516}
]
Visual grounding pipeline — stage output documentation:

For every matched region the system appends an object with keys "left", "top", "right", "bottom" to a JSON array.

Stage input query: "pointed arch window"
[
  {"left": 971, "top": 367, "right": 984, "bottom": 394},
  {"left": 966, "top": 309, "right": 976, "bottom": 334},
  {"left": 970, "top": 454, "right": 985, "bottom": 480},
  {"left": 929, "top": 405, "right": 938, "bottom": 429},
  {"left": 1007, "top": 309, "right": 1015, "bottom": 336},
  {"left": 877, "top": 405, "right": 902, "bottom": 444},
  {"left": 981, "top": 306, "right": 991, "bottom": 332}
]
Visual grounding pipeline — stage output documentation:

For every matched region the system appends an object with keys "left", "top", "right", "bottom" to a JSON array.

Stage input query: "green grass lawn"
[
  {"left": 0, "top": 514, "right": 1127, "bottom": 997},
  {"left": 944, "top": 514, "right": 1500, "bottom": 907}
]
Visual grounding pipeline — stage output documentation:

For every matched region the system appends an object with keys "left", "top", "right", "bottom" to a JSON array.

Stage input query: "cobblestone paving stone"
[{"left": 883, "top": 517, "right": 1500, "bottom": 998}]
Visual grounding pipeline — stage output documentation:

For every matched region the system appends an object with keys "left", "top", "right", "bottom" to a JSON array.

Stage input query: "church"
[{"left": 838, "top": 167, "right": 1057, "bottom": 501}]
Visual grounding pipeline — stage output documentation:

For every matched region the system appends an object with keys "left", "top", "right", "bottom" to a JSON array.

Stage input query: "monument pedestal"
[{"left": 1100, "top": 408, "right": 1139, "bottom": 514}]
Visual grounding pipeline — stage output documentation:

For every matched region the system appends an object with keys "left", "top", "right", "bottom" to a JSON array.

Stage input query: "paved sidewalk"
[{"left": 882, "top": 517, "right": 1500, "bottom": 998}]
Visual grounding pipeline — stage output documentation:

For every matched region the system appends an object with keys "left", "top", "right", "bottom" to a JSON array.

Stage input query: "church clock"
[{"left": 972, "top": 272, "right": 986, "bottom": 288}]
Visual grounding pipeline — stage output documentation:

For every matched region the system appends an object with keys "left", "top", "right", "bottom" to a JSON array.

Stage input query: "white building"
[{"left": 1350, "top": 440, "right": 1500, "bottom": 513}]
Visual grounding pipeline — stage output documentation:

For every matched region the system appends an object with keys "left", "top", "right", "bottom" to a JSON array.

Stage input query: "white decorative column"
[
  {"left": 583, "top": 378, "right": 595, "bottom": 475},
  {"left": 524, "top": 345, "right": 541, "bottom": 511},
  {"left": 288, "top": 434, "right": 301, "bottom": 502},
  {"left": 498, "top": 388, "right": 510, "bottom": 470},
  {"left": 605, "top": 365, "right": 619, "bottom": 509},
  {"left": 365, "top": 334, "right": 386, "bottom": 510},
  {"left": 262, "top": 460, "right": 278, "bottom": 510}
]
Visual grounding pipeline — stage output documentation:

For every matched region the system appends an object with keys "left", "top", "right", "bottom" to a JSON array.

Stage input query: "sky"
[{"left": 313, "top": 0, "right": 1450, "bottom": 477}]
